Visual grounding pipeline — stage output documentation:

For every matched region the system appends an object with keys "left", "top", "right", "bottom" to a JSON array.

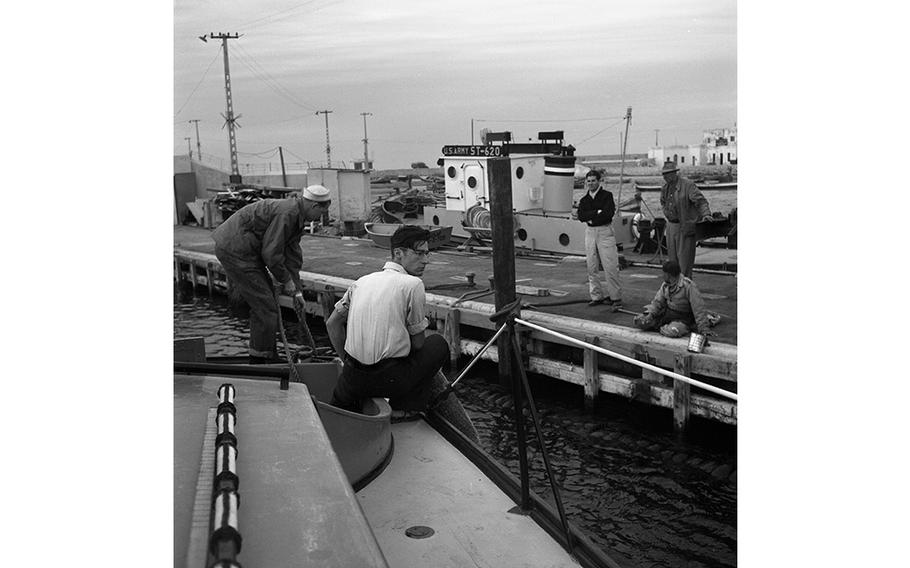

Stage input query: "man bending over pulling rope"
[{"left": 327, "top": 225, "right": 478, "bottom": 441}]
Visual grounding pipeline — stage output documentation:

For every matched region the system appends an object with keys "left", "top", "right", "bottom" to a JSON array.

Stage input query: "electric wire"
[
  {"left": 232, "top": 45, "right": 318, "bottom": 111},
  {"left": 175, "top": 48, "right": 223, "bottom": 118}
]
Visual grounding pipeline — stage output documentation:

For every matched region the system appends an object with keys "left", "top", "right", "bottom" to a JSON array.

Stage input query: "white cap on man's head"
[{"left": 302, "top": 185, "right": 330, "bottom": 202}]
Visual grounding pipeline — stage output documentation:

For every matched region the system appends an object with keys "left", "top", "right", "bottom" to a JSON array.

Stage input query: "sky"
[{"left": 173, "top": 0, "right": 737, "bottom": 170}]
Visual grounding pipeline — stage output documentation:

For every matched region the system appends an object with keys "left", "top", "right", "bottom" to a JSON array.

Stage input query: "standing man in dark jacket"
[
  {"left": 212, "top": 185, "right": 331, "bottom": 363},
  {"left": 659, "top": 162, "right": 712, "bottom": 278},
  {"left": 577, "top": 169, "right": 621, "bottom": 307}
]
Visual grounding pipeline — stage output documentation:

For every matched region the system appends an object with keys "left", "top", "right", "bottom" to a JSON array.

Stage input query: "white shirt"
[{"left": 334, "top": 262, "right": 429, "bottom": 365}]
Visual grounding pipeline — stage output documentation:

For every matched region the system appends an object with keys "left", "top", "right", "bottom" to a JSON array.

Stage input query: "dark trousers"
[
  {"left": 214, "top": 245, "right": 278, "bottom": 358},
  {"left": 331, "top": 334, "right": 450, "bottom": 412},
  {"left": 666, "top": 221, "right": 697, "bottom": 278}
]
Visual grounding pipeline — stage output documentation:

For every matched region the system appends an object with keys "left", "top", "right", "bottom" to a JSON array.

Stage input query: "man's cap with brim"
[
  {"left": 302, "top": 185, "right": 330, "bottom": 202},
  {"left": 660, "top": 162, "right": 680, "bottom": 174}
]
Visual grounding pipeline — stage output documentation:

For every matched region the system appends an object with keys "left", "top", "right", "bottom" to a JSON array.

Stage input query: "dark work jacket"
[
  {"left": 577, "top": 188, "right": 615, "bottom": 227},
  {"left": 659, "top": 176, "right": 711, "bottom": 236},
  {"left": 212, "top": 197, "right": 307, "bottom": 286}
]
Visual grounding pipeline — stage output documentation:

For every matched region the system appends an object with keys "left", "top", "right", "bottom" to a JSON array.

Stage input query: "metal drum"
[{"left": 542, "top": 155, "right": 576, "bottom": 213}]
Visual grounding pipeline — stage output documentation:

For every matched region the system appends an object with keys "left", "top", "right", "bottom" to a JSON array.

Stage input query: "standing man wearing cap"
[
  {"left": 659, "top": 161, "right": 713, "bottom": 278},
  {"left": 577, "top": 169, "right": 622, "bottom": 308},
  {"left": 212, "top": 185, "right": 331, "bottom": 363}
]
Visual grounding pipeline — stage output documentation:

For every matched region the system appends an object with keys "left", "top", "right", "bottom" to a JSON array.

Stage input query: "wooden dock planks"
[{"left": 174, "top": 248, "right": 737, "bottom": 426}]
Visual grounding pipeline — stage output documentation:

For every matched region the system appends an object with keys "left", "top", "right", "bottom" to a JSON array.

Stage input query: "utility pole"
[
  {"left": 185, "top": 137, "right": 193, "bottom": 159},
  {"left": 189, "top": 119, "right": 202, "bottom": 160},
  {"left": 471, "top": 118, "right": 474, "bottom": 145},
  {"left": 201, "top": 32, "right": 243, "bottom": 183},
  {"left": 360, "top": 112, "right": 372, "bottom": 170},
  {"left": 654, "top": 129, "right": 660, "bottom": 147},
  {"left": 316, "top": 110, "right": 333, "bottom": 168},
  {"left": 278, "top": 146, "right": 288, "bottom": 187}
]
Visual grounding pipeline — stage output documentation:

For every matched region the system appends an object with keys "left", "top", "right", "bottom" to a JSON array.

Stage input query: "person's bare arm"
[{"left": 326, "top": 308, "right": 348, "bottom": 357}]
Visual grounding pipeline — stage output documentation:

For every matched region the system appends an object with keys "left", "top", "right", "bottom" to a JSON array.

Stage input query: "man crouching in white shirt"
[{"left": 326, "top": 226, "right": 477, "bottom": 439}]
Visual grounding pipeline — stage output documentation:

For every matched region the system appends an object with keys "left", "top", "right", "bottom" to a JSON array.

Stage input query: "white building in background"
[{"left": 648, "top": 126, "right": 737, "bottom": 166}]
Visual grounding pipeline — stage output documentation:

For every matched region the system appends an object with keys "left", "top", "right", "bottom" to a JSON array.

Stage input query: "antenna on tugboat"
[{"left": 615, "top": 106, "right": 632, "bottom": 213}]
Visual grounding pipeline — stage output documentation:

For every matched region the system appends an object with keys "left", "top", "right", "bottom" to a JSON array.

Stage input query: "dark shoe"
[{"left": 588, "top": 299, "right": 605, "bottom": 306}]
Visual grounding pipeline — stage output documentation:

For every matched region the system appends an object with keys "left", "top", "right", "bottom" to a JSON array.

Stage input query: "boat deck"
[
  {"left": 359, "top": 419, "right": 584, "bottom": 567},
  {"left": 174, "top": 225, "right": 737, "bottom": 345}
]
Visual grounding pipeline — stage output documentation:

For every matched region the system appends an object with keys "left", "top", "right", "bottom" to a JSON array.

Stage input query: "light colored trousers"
[
  {"left": 666, "top": 221, "right": 697, "bottom": 278},
  {"left": 585, "top": 225, "right": 621, "bottom": 302}
]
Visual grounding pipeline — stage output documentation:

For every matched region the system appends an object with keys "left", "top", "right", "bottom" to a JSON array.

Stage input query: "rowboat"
[
  {"left": 174, "top": 339, "right": 624, "bottom": 567},
  {"left": 364, "top": 222, "right": 453, "bottom": 250}
]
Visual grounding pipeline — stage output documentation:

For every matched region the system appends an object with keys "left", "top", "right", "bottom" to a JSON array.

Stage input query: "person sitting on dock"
[
  {"left": 633, "top": 260, "right": 711, "bottom": 338},
  {"left": 576, "top": 169, "right": 622, "bottom": 309},
  {"left": 326, "top": 226, "right": 478, "bottom": 439},
  {"left": 212, "top": 185, "right": 331, "bottom": 363},
  {"left": 659, "top": 161, "right": 713, "bottom": 278}
]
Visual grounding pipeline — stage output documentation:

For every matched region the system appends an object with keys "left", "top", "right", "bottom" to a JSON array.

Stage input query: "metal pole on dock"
[{"left": 488, "top": 157, "right": 532, "bottom": 509}]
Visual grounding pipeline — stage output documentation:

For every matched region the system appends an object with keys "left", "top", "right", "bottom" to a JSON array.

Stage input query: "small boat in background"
[
  {"left": 634, "top": 181, "right": 737, "bottom": 192},
  {"left": 364, "top": 222, "right": 453, "bottom": 250}
]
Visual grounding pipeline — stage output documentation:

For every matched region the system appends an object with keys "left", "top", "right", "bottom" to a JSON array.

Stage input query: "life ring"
[{"left": 631, "top": 213, "right": 643, "bottom": 240}]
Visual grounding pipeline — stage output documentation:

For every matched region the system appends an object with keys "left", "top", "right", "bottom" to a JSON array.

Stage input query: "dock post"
[
  {"left": 318, "top": 288, "right": 336, "bottom": 321},
  {"left": 673, "top": 353, "right": 692, "bottom": 433},
  {"left": 444, "top": 308, "right": 461, "bottom": 374},
  {"left": 583, "top": 335, "right": 600, "bottom": 411},
  {"left": 189, "top": 261, "right": 198, "bottom": 290},
  {"left": 206, "top": 263, "right": 215, "bottom": 295},
  {"left": 174, "top": 256, "right": 180, "bottom": 282},
  {"left": 488, "top": 157, "right": 516, "bottom": 389}
]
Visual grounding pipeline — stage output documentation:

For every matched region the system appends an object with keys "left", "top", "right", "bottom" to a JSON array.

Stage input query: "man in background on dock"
[
  {"left": 326, "top": 226, "right": 478, "bottom": 441},
  {"left": 212, "top": 185, "right": 331, "bottom": 363},
  {"left": 659, "top": 162, "right": 713, "bottom": 278},
  {"left": 633, "top": 260, "right": 712, "bottom": 338},
  {"left": 577, "top": 169, "right": 622, "bottom": 308}
]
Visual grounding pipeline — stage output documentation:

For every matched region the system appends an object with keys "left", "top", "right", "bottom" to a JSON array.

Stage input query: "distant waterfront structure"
[{"left": 648, "top": 126, "right": 737, "bottom": 166}]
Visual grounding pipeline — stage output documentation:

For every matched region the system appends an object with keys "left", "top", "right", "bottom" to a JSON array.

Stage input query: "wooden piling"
[
  {"left": 488, "top": 157, "right": 516, "bottom": 389},
  {"left": 444, "top": 308, "right": 461, "bottom": 372},
  {"left": 673, "top": 353, "right": 692, "bottom": 433},
  {"left": 206, "top": 263, "right": 215, "bottom": 295},
  {"left": 319, "top": 289, "right": 336, "bottom": 320},
  {"left": 189, "top": 261, "right": 198, "bottom": 289},
  {"left": 174, "top": 257, "right": 180, "bottom": 282},
  {"left": 583, "top": 335, "right": 600, "bottom": 411}
]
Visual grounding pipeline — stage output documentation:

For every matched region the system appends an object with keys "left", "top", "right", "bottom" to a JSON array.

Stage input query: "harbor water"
[{"left": 175, "top": 285, "right": 737, "bottom": 568}]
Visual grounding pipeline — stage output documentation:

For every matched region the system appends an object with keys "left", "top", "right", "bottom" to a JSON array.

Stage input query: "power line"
[
  {"left": 174, "top": 48, "right": 222, "bottom": 118},
  {"left": 475, "top": 116, "right": 624, "bottom": 123},
  {"left": 240, "top": 0, "right": 339, "bottom": 32},
  {"left": 233, "top": 44, "right": 317, "bottom": 111}
]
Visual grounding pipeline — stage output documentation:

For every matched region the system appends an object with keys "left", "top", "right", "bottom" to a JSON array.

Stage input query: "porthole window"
[
  {"left": 515, "top": 166, "right": 524, "bottom": 179},
  {"left": 432, "top": 215, "right": 440, "bottom": 225},
  {"left": 558, "top": 233, "right": 570, "bottom": 246},
  {"left": 467, "top": 176, "right": 477, "bottom": 189},
  {"left": 447, "top": 166, "right": 456, "bottom": 178},
  {"left": 517, "top": 228, "right": 528, "bottom": 241}
]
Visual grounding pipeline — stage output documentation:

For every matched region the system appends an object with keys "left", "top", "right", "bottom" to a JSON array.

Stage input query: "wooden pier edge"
[{"left": 174, "top": 249, "right": 737, "bottom": 426}]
